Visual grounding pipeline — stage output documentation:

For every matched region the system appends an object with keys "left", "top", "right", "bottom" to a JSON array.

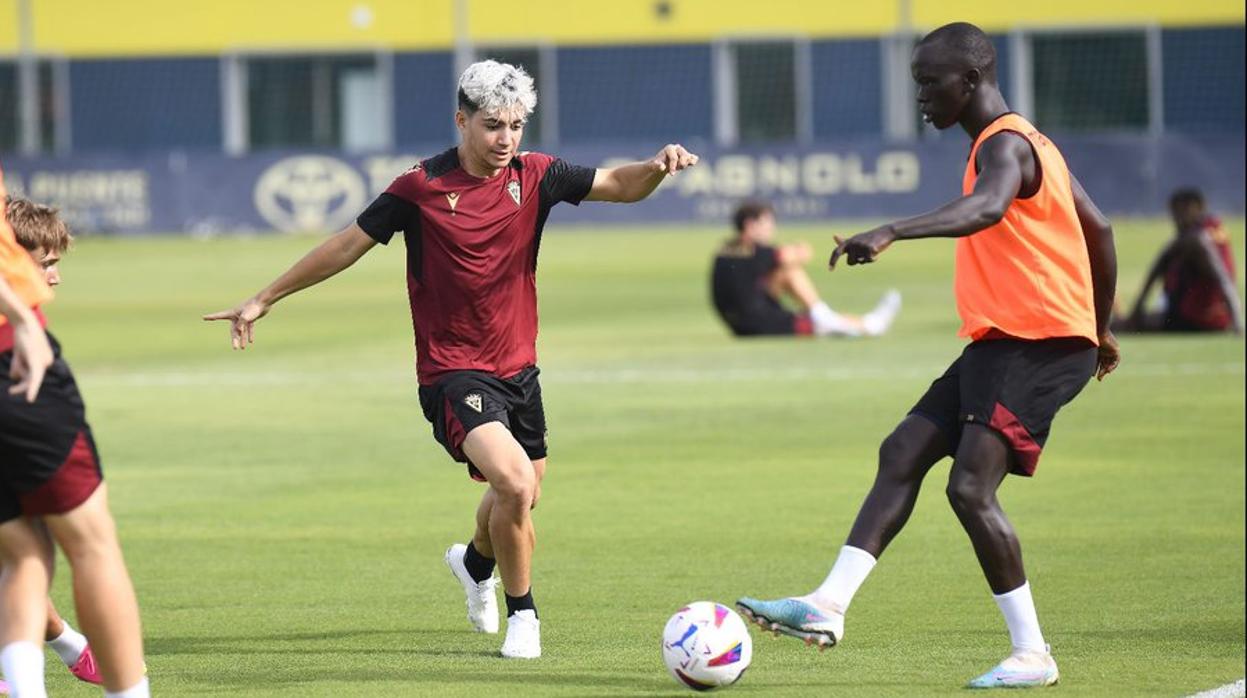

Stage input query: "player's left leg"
[
  {"left": 45, "top": 484, "right": 148, "bottom": 695},
  {"left": 767, "top": 266, "right": 901, "bottom": 337},
  {"left": 462, "top": 424, "right": 542, "bottom": 659},
  {"left": 947, "top": 425, "right": 1057, "bottom": 688},
  {"left": 0, "top": 515, "right": 55, "bottom": 698},
  {"left": 447, "top": 457, "right": 545, "bottom": 636}
]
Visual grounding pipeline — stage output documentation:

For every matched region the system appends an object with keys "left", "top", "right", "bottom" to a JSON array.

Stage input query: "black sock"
[
  {"left": 505, "top": 589, "right": 537, "bottom": 619},
  {"left": 463, "top": 542, "right": 496, "bottom": 583}
]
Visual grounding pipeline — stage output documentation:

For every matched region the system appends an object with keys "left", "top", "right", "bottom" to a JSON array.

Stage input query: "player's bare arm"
[
  {"left": 203, "top": 223, "right": 377, "bottom": 349},
  {"left": 1127, "top": 242, "right": 1177, "bottom": 322},
  {"left": 584, "top": 144, "right": 698, "bottom": 202},
  {"left": 1190, "top": 231, "right": 1245, "bottom": 333},
  {"left": 830, "top": 133, "right": 1029, "bottom": 268},
  {"left": 0, "top": 274, "right": 52, "bottom": 401},
  {"left": 1069, "top": 173, "right": 1120, "bottom": 379},
  {"left": 776, "top": 242, "right": 814, "bottom": 267}
]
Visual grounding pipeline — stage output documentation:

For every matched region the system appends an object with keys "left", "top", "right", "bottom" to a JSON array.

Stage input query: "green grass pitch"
[{"left": 41, "top": 218, "right": 1244, "bottom": 696}]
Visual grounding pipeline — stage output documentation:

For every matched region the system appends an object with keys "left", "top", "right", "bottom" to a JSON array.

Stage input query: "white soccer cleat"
[
  {"left": 967, "top": 645, "right": 1060, "bottom": 689},
  {"left": 444, "top": 544, "right": 500, "bottom": 634},
  {"left": 500, "top": 609, "right": 541, "bottom": 659}
]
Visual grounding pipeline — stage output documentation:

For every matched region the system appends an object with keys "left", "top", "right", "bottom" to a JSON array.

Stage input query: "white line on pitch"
[
  {"left": 1187, "top": 678, "right": 1245, "bottom": 698},
  {"left": 78, "top": 361, "right": 1244, "bottom": 388}
]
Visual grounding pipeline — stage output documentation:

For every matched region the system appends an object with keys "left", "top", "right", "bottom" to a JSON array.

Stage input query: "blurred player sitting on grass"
[
  {"left": 206, "top": 60, "right": 699, "bottom": 660},
  {"left": 712, "top": 201, "right": 900, "bottom": 338},
  {"left": 0, "top": 197, "right": 104, "bottom": 690},
  {"left": 1115, "top": 188, "right": 1243, "bottom": 334},
  {"left": 0, "top": 181, "right": 148, "bottom": 697},
  {"left": 738, "top": 22, "right": 1119, "bottom": 689}
]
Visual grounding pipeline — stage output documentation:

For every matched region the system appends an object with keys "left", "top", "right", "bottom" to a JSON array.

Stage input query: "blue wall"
[
  {"left": 13, "top": 26, "right": 1242, "bottom": 156},
  {"left": 392, "top": 51, "right": 457, "bottom": 147},
  {"left": 811, "top": 39, "right": 882, "bottom": 139},
  {"left": 557, "top": 44, "right": 713, "bottom": 145},
  {"left": 69, "top": 58, "right": 220, "bottom": 152},
  {"left": 1162, "top": 26, "right": 1245, "bottom": 134}
]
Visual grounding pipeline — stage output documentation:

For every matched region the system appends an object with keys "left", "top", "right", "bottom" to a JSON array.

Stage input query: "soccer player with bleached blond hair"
[{"left": 207, "top": 59, "right": 699, "bottom": 659}]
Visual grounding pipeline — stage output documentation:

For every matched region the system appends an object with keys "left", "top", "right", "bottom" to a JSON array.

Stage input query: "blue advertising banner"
[{"left": 1, "top": 135, "right": 1242, "bottom": 235}]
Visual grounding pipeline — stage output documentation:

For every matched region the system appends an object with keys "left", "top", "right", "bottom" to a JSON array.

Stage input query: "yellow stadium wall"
[{"left": 1, "top": 0, "right": 1243, "bottom": 56}]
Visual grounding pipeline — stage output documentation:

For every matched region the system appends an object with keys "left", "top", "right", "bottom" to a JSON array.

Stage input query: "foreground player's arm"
[
  {"left": 1070, "top": 174, "right": 1120, "bottom": 379},
  {"left": 203, "top": 224, "right": 377, "bottom": 349},
  {"left": 830, "top": 133, "right": 1027, "bottom": 268},
  {"left": 0, "top": 274, "right": 52, "bottom": 401},
  {"left": 584, "top": 144, "right": 699, "bottom": 203}
]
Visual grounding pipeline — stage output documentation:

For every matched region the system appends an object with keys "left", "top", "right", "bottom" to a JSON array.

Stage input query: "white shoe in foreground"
[
  {"left": 500, "top": 610, "right": 541, "bottom": 659},
  {"left": 966, "top": 646, "right": 1059, "bottom": 688},
  {"left": 444, "top": 544, "right": 499, "bottom": 634}
]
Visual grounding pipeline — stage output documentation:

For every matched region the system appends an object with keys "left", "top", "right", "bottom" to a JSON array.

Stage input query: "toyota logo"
[{"left": 254, "top": 156, "right": 367, "bottom": 233}]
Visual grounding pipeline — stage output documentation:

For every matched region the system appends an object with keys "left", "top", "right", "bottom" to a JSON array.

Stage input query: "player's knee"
[
  {"left": 945, "top": 476, "right": 990, "bottom": 515},
  {"left": 878, "top": 430, "right": 922, "bottom": 481},
  {"left": 490, "top": 462, "right": 538, "bottom": 509}
]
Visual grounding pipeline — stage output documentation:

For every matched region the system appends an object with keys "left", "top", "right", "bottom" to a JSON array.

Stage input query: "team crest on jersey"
[
  {"left": 507, "top": 180, "right": 521, "bottom": 206},
  {"left": 464, "top": 393, "right": 483, "bottom": 413},
  {"left": 445, "top": 192, "right": 460, "bottom": 212}
]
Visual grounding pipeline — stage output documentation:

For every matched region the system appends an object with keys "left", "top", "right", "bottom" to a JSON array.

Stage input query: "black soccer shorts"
[
  {"left": 0, "top": 334, "right": 103, "bottom": 522},
  {"left": 418, "top": 365, "right": 548, "bottom": 481},
  {"left": 909, "top": 336, "right": 1097, "bottom": 476}
]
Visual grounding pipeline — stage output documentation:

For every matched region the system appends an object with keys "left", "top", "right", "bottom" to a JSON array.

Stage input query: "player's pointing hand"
[
  {"left": 651, "top": 144, "right": 699, "bottom": 175},
  {"left": 829, "top": 226, "right": 897, "bottom": 270},
  {"left": 203, "top": 297, "right": 270, "bottom": 350}
]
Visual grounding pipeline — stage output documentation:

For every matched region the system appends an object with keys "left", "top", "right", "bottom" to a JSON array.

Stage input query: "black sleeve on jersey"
[
  {"left": 539, "top": 159, "right": 596, "bottom": 208},
  {"left": 356, "top": 193, "right": 419, "bottom": 245},
  {"left": 754, "top": 244, "right": 779, "bottom": 271}
]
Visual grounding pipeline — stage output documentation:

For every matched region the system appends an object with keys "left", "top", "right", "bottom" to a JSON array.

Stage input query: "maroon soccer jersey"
[{"left": 357, "top": 148, "right": 595, "bottom": 384}]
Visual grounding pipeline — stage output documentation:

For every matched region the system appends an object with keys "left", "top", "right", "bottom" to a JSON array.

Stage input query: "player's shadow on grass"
[{"left": 146, "top": 628, "right": 490, "bottom": 658}]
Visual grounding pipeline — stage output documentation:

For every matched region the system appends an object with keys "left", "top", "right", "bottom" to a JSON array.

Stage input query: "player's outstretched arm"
[
  {"left": 0, "top": 273, "right": 52, "bottom": 401},
  {"left": 203, "top": 223, "right": 377, "bottom": 350},
  {"left": 830, "top": 133, "right": 1027, "bottom": 268},
  {"left": 1070, "top": 173, "right": 1120, "bottom": 380},
  {"left": 584, "top": 144, "right": 699, "bottom": 203}
]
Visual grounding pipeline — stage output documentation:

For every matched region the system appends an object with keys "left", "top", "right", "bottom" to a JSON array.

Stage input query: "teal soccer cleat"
[
  {"left": 736, "top": 596, "right": 843, "bottom": 649},
  {"left": 966, "top": 647, "right": 1060, "bottom": 689}
]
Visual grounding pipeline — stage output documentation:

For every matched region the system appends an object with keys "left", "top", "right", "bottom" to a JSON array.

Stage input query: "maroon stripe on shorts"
[
  {"left": 19, "top": 430, "right": 102, "bottom": 515},
  {"left": 989, "top": 402, "right": 1042, "bottom": 476}
]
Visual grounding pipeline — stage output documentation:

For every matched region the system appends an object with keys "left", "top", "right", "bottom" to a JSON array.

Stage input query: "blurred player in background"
[
  {"left": 0, "top": 179, "right": 148, "bottom": 697},
  {"left": 1116, "top": 188, "right": 1243, "bottom": 333},
  {"left": 712, "top": 200, "right": 900, "bottom": 338},
  {"left": 0, "top": 197, "right": 103, "bottom": 690},
  {"left": 206, "top": 60, "right": 699, "bottom": 660},
  {"left": 738, "top": 22, "right": 1119, "bottom": 689}
]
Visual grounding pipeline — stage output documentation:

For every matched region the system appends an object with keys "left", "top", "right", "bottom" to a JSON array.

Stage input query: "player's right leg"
[
  {"left": 444, "top": 489, "right": 501, "bottom": 633},
  {"left": 462, "top": 423, "right": 542, "bottom": 659},
  {"left": 44, "top": 484, "right": 147, "bottom": 695},
  {"left": 0, "top": 514, "right": 55, "bottom": 698},
  {"left": 45, "top": 597, "right": 102, "bottom": 685},
  {"left": 738, "top": 415, "right": 948, "bottom": 648}
]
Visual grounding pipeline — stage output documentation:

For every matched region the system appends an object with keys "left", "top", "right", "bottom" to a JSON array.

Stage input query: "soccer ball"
[{"left": 661, "top": 601, "right": 753, "bottom": 691}]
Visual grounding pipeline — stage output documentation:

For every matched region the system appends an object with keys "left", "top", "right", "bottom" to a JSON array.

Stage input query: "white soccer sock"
[
  {"left": 47, "top": 621, "right": 88, "bottom": 666},
  {"left": 809, "top": 301, "right": 863, "bottom": 337},
  {"left": 1, "top": 641, "right": 47, "bottom": 698},
  {"left": 993, "top": 582, "right": 1047, "bottom": 654},
  {"left": 862, "top": 290, "right": 902, "bottom": 336},
  {"left": 807, "top": 545, "right": 877, "bottom": 612},
  {"left": 104, "top": 677, "right": 150, "bottom": 698}
]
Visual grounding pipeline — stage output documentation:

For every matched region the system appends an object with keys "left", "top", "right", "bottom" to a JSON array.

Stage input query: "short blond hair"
[{"left": 4, "top": 197, "right": 72, "bottom": 253}]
